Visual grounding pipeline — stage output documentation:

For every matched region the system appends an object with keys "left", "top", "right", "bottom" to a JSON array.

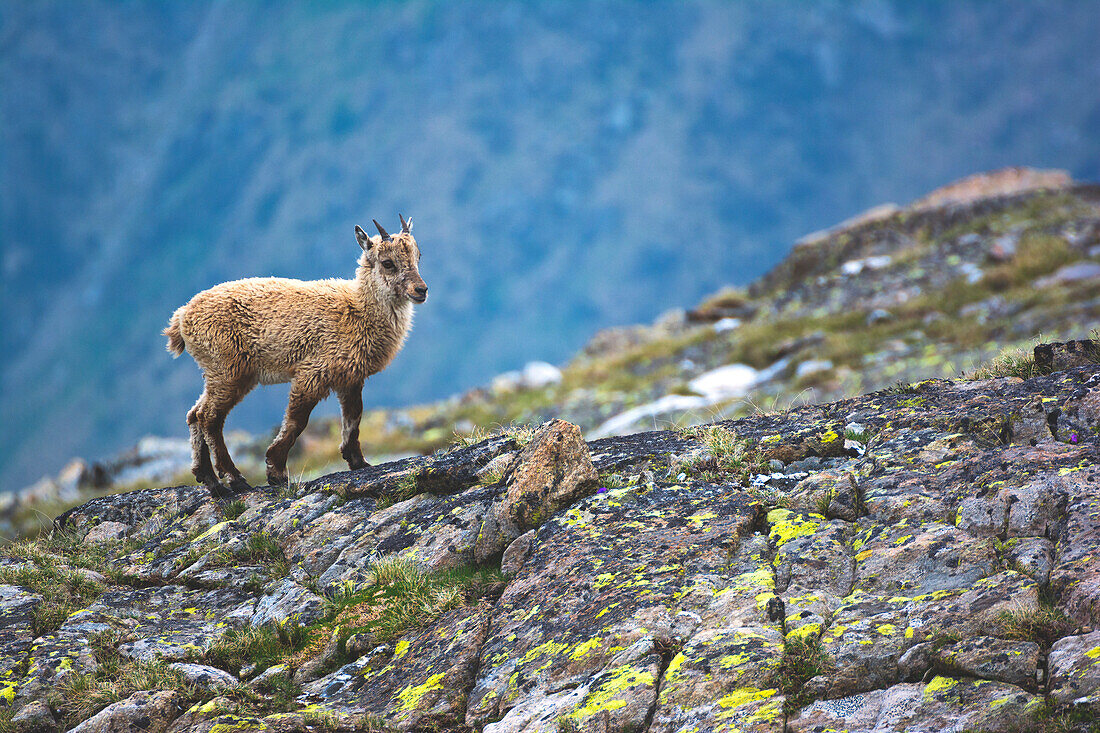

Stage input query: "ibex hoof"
[
  {"left": 205, "top": 481, "right": 234, "bottom": 499},
  {"left": 347, "top": 457, "right": 369, "bottom": 471},
  {"left": 226, "top": 475, "right": 252, "bottom": 493},
  {"left": 266, "top": 469, "right": 289, "bottom": 487}
]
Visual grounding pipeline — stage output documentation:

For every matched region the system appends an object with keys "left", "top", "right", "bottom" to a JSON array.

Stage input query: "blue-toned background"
[{"left": 2, "top": 1, "right": 1099, "bottom": 490}]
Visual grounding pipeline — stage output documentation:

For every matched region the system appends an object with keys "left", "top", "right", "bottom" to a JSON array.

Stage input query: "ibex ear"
[{"left": 355, "top": 225, "right": 372, "bottom": 251}]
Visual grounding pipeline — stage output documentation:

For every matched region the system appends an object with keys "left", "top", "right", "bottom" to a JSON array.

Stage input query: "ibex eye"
[{"left": 382, "top": 260, "right": 396, "bottom": 271}]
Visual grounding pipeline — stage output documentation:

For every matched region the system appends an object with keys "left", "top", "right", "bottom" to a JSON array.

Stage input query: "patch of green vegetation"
[
  {"left": 203, "top": 531, "right": 290, "bottom": 578},
  {"left": 597, "top": 471, "right": 627, "bottom": 490},
  {"left": 843, "top": 426, "right": 872, "bottom": 443},
  {"left": 1017, "top": 701, "right": 1100, "bottom": 733},
  {"left": 812, "top": 489, "right": 835, "bottom": 517},
  {"left": 49, "top": 650, "right": 195, "bottom": 728},
  {"left": 994, "top": 606, "right": 1075, "bottom": 647},
  {"left": 477, "top": 464, "right": 508, "bottom": 486},
  {"left": 681, "top": 426, "right": 769, "bottom": 486},
  {"left": 453, "top": 422, "right": 538, "bottom": 450},
  {"left": 204, "top": 621, "right": 310, "bottom": 676},
  {"left": 556, "top": 713, "right": 581, "bottom": 733},
  {"left": 0, "top": 548, "right": 109, "bottom": 634},
  {"left": 205, "top": 557, "right": 505, "bottom": 690},
  {"left": 318, "top": 557, "right": 506, "bottom": 645},
  {"left": 221, "top": 500, "right": 248, "bottom": 520},
  {"left": 883, "top": 380, "right": 920, "bottom": 395},
  {"left": 984, "top": 232, "right": 1079, "bottom": 291},
  {"left": 375, "top": 472, "right": 423, "bottom": 511},
  {"left": 1, "top": 527, "right": 140, "bottom": 581},
  {"left": 771, "top": 636, "right": 835, "bottom": 714},
  {"left": 0, "top": 708, "right": 12, "bottom": 733},
  {"left": 966, "top": 346, "right": 1043, "bottom": 381}
]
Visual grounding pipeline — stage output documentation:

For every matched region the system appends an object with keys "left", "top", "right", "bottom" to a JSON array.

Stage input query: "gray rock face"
[
  {"left": 1049, "top": 630, "right": 1100, "bottom": 708},
  {"left": 5, "top": 366, "right": 1095, "bottom": 732},
  {"left": 10, "top": 700, "right": 57, "bottom": 733},
  {"left": 934, "top": 637, "right": 1041, "bottom": 688},
  {"left": 0, "top": 584, "right": 39, "bottom": 696},
  {"left": 169, "top": 663, "right": 239, "bottom": 691},
  {"left": 250, "top": 579, "right": 325, "bottom": 627},
  {"left": 67, "top": 690, "right": 183, "bottom": 733}
]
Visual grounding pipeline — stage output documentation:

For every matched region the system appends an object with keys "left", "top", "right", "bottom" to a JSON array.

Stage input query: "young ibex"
[{"left": 165, "top": 216, "right": 427, "bottom": 494}]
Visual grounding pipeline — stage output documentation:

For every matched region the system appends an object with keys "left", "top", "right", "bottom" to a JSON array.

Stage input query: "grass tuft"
[
  {"left": 966, "top": 346, "right": 1043, "bottom": 381},
  {"left": 771, "top": 636, "right": 835, "bottom": 714},
  {"left": 0, "top": 562, "right": 106, "bottom": 635},
  {"left": 201, "top": 530, "right": 290, "bottom": 578},
  {"left": 203, "top": 621, "right": 309, "bottom": 675},
  {"left": 681, "top": 426, "right": 769, "bottom": 486},
  {"left": 222, "top": 500, "right": 248, "bottom": 520},
  {"left": 49, "top": 659, "right": 194, "bottom": 728},
  {"left": 375, "top": 472, "right": 423, "bottom": 511},
  {"left": 995, "top": 606, "right": 1075, "bottom": 647}
]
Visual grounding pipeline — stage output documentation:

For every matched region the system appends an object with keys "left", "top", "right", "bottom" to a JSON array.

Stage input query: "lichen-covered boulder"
[
  {"left": 1048, "top": 630, "right": 1100, "bottom": 709},
  {"left": 317, "top": 484, "right": 498, "bottom": 586},
  {"left": 933, "top": 637, "right": 1040, "bottom": 688},
  {"left": 769, "top": 509, "right": 853, "bottom": 597},
  {"left": 651, "top": 626, "right": 785, "bottom": 733},
  {"left": 466, "top": 481, "right": 763, "bottom": 732},
  {"left": 852, "top": 520, "right": 997, "bottom": 597},
  {"left": 0, "top": 584, "right": 39, "bottom": 703},
  {"left": 475, "top": 419, "right": 598, "bottom": 563},
  {"left": 249, "top": 579, "right": 324, "bottom": 627},
  {"left": 169, "top": 662, "right": 239, "bottom": 691},
  {"left": 73, "top": 586, "right": 253, "bottom": 662},
  {"left": 1050, "top": 469, "right": 1100, "bottom": 623},
  {"left": 68, "top": 689, "right": 183, "bottom": 733},
  {"left": 301, "top": 601, "right": 492, "bottom": 730},
  {"left": 788, "top": 676, "right": 1041, "bottom": 732}
]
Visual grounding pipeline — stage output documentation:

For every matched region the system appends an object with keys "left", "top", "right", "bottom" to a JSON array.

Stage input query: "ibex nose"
[{"left": 414, "top": 285, "right": 427, "bottom": 296}]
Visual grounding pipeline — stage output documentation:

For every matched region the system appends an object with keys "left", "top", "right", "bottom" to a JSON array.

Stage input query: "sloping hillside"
[{"left": 6, "top": 168, "right": 1099, "bottom": 540}]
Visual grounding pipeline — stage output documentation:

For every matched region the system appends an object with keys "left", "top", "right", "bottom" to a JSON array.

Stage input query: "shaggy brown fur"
[{"left": 165, "top": 217, "right": 427, "bottom": 493}]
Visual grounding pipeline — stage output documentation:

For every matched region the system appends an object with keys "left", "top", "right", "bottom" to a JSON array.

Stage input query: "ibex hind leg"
[
  {"left": 266, "top": 386, "right": 321, "bottom": 487},
  {"left": 200, "top": 380, "right": 254, "bottom": 493},
  {"left": 337, "top": 386, "right": 369, "bottom": 471},
  {"left": 187, "top": 398, "right": 219, "bottom": 490}
]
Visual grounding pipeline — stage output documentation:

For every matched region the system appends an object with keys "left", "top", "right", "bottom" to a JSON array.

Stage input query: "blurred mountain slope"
[{"left": 2, "top": 1, "right": 1100, "bottom": 490}]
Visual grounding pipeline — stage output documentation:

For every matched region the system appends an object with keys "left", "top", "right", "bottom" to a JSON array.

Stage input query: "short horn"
[
  {"left": 373, "top": 219, "right": 391, "bottom": 241},
  {"left": 399, "top": 213, "right": 411, "bottom": 233}
]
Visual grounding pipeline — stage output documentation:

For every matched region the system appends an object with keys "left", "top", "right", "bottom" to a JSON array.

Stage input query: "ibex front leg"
[
  {"left": 337, "top": 385, "right": 368, "bottom": 471},
  {"left": 266, "top": 384, "right": 321, "bottom": 486}
]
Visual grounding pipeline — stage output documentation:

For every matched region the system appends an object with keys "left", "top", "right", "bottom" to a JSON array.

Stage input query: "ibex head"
[{"left": 355, "top": 215, "right": 428, "bottom": 304}]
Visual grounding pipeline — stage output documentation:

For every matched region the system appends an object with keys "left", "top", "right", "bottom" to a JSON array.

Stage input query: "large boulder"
[
  {"left": 68, "top": 690, "right": 184, "bottom": 733},
  {"left": 474, "top": 419, "right": 598, "bottom": 564}
]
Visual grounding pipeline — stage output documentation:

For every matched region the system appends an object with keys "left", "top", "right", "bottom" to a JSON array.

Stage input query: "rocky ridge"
[
  {"left": 1, "top": 346, "right": 1099, "bottom": 732},
  {"left": 9, "top": 168, "right": 1100, "bottom": 543}
]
